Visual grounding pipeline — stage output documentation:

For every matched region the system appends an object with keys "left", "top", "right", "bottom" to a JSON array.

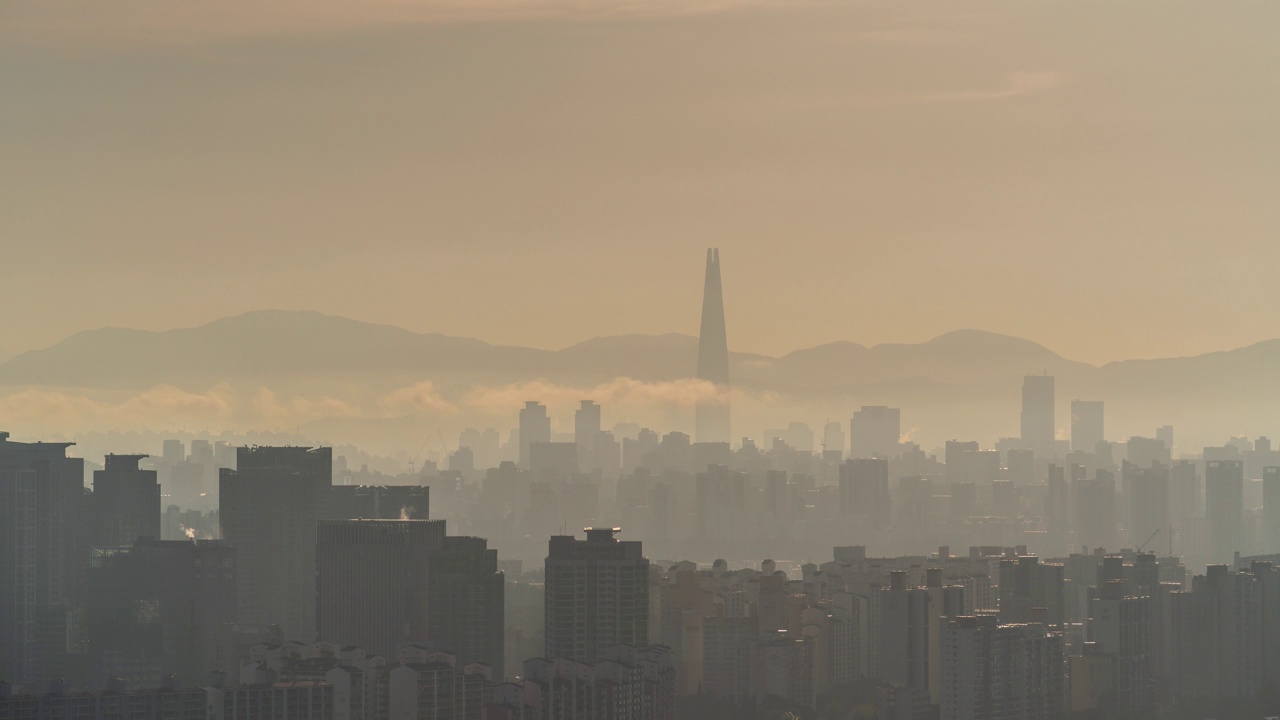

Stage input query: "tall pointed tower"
[{"left": 696, "top": 248, "right": 731, "bottom": 444}]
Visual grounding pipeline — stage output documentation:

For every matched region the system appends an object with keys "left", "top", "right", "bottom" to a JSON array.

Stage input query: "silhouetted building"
[
  {"left": 1124, "top": 462, "right": 1169, "bottom": 551},
  {"left": 840, "top": 458, "right": 890, "bottom": 529},
  {"left": 1, "top": 679, "right": 208, "bottom": 719},
  {"left": 0, "top": 431, "right": 88, "bottom": 691},
  {"left": 1265, "top": 467, "right": 1280, "bottom": 554},
  {"left": 316, "top": 519, "right": 444, "bottom": 659},
  {"left": 878, "top": 571, "right": 930, "bottom": 694},
  {"left": 519, "top": 401, "right": 551, "bottom": 468},
  {"left": 1205, "top": 460, "right": 1244, "bottom": 562},
  {"left": 329, "top": 484, "right": 429, "bottom": 521},
  {"left": 695, "top": 248, "right": 730, "bottom": 444},
  {"left": 850, "top": 406, "right": 901, "bottom": 459},
  {"left": 545, "top": 528, "right": 649, "bottom": 663},
  {"left": 427, "top": 535, "right": 506, "bottom": 679},
  {"left": 91, "top": 454, "right": 161, "bottom": 549},
  {"left": 219, "top": 446, "right": 332, "bottom": 641},
  {"left": 86, "top": 539, "right": 236, "bottom": 689},
  {"left": 576, "top": 400, "right": 602, "bottom": 471},
  {"left": 999, "top": 556, "right": 1066, "bottom": 627},
  {"left": 1021, "top": 375, "right": 1056, "bottom": 460},
  {"left": 1070, "top": 400, "right": 1104, "bottom": 455},
  {"left": 528, "top": 441, "right": 578, "bottom": 477},
  {"left": 940, "top": 615, "right": 1064, "bottom": 720}
]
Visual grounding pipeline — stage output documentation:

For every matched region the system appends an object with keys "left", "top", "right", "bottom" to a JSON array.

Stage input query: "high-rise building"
[
  {"left": 1265, "top": 467, "right": 1280, "bottom": 554},
  {"left": 878, "top": 571, "right": 930, "bottom": 694},
  {"left": 998, "top": 556, "right": 1066, "bottom": 627},
  {"left": 1075, "top": 469, "right": 1117, "bottom": 551},
  {"left": 91, "top": 454, "right": 160, "bottom": 548},
  {"left": 1167, "top": 564, "right": 1270, "bottom": 699},
  {"left": 219, "top": 446, "right": 332, "bottom": 641},
  {"left": 315, "top": 519, "right": 443, "bottom": 660},
  {"left": 545, "top": 528, "right": 649, "bottom": 663},
  {"left": 0, "top": 431, "right": 87, "bottom": 691},
  {"left": 1124, "top": 462, "right": 1169, "bottom": 551},
  {"left": 518, "top": 401, "right": 551, "bottom": 468},
  {"left": 822, "top": 421, "right": 845, "bottom": 461},
  {"left": 1205, "top": 460, "right": 1244, "bottom": 563},
  {"left": 939, "top": 615, "right": 1064, "bottom": 720},
  {"left": 839, "top": 458, "right": 890, "bottom": 529},
  {"left": 427, "top": 535, "right": 506, "bottom": 679},
  {"left": 1021, "top": 375, "right": 1056, "bottom": 460},
  {"left": 85, "top": 538, "right": 236, "bottom": 689},
  {"left": 850, "top": 406, "right": 901, "bottom": 459},
  {"left": 1085, "top": 580, "right": 1152, "bottom": 713},
  {"left": 576, "top": 400, "right": 602, "bottom": 471},
  {"left": 695, "top": 248, "right": 730, "bottom": 444},
  {"left": 1070, "top": 400, "right": 1104, "bottom": 454}
]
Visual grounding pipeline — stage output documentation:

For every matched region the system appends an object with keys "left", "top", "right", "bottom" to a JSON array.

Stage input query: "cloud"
[
  {"left": 4, "top": 0, "right": 787, "bottom": 50},
  {"left": 0, "top": 384, "right": 233, "bottom": 431},
  {"left": 251, "top": 387, "right": 362, "bottom": 426},
  {"left": 379, "top": 381, "right": 459, "bottom": 415},
  {"left": 865, "top": 71, "right": 1063, "bottom": 108},
  {"left": 465, "top": 376, "right": 728, "bottom": 412}
]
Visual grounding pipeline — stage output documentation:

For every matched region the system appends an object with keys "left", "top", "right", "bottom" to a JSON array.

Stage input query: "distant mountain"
[
  {"left": 0, "top": 310, "right": 555, "bottom": 388},
  {"left": 2, "top": 311, "right": 1279, "bottom": 416}
]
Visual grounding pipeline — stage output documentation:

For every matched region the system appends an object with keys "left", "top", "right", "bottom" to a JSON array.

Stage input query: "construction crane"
[
  {"left": 1136, "top": 528, "right": 1161, "bottom": 553},
  {"left": 408, "top": 429, "right": 447, "bottom": 475}
]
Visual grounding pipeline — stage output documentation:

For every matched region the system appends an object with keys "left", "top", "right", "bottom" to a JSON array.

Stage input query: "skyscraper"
[
  {"left": 0, "top": 432, "right": 87, "bottom": 690},
  {"left": 427, "top": 535, "right": 506, "bottom": 679},
  {"left": 219, "top": 445, "right": 332, "bottom": 641},
  {"left": 940, "top": 615, "right": 1064, "bottom": 720},
  {"left": 1264, "top": 467, "right": 1280, "bottom": 554},
  {"left": 315, "top": 519, "right": 443, "bottom": 659},
  {"left": 91, "top": 454, "right": 160, "bottom": 548},
  {"left": 86, "top": 538, "right": 237, "bottom": 689},
  {"left": 545, "top": 528, "right": 649, "bottom": 663},
  {"left": 518, "top": 401, "right": 551, "bottom": 468},
  {"left": 575, "top": 400, "right": 602, "bottom": 472},
  {"left": 1205, "top": 460, "right": 1244, "bottom": 562},
  {"left": 696, "top": 248, "right": 730, "bottom": 444},
  {"left": 1021, "top": 375, "right": 1056, "bottom": 459},
  {"left": 850, "top": 406, "right": 901, "bottom": 459},
  {"left": 1070, "top": 400, "right": 1104, "bottom": 454}
]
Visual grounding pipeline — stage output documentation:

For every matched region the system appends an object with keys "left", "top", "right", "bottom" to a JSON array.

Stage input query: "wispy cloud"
[
  {"left": 379, "top": 381, "right": 459, "bottom": 416},
  {"left": 0, "top": 384, "right": 233, "bottom": 431},
  {"left": 3, "top": 0, "right": 788, "bottom": 49},
  {"left": 0, "top": 376, "right": 733, "bottom": 434},
  {"left": 465, "top": 377, "right": 728, "bottom": 412}
]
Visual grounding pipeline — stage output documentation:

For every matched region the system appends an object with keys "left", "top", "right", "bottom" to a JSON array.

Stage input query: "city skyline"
[{"left": 4, "top": 2, "right": 1280, "bottom": 717}]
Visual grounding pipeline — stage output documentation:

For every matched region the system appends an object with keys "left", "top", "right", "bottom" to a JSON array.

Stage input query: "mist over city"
[{"left": 4, "top": 1, "right": 1280, "bottom": 719}]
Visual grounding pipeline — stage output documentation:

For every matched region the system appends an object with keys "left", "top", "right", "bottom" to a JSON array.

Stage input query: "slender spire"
[{"left": 696, "top": 248, "right": 730, "bottom": 443}]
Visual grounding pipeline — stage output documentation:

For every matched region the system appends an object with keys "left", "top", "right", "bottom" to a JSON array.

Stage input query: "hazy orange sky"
[{"left": 3, "top": 0, "right": 1278, "bottom": 365}]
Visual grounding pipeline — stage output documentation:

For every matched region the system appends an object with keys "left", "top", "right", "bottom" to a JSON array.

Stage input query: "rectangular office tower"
[
  {"left": 1205, "top": 460, "right": 1244, "bottom": 563},
  {"left": 1021, "top": 375, "right": 1056, "bottom": 460},
  {"left": 1264, "top": 467, "right": 1280, "bottom": 554},
  {"left": 0, "top": 432, "right": 87, "bottom": 691},
  {"left": 1070, "top": 400, "right": 1104, "bottom": 454},
  {"left": 315, "top": 519, "right": 444, "bottom": 660},
  {"left": 85, "top": 539, "right": 236, "bottom": 689},
  {"left": 545, "top": 528, "right": 650, "bottom": 663},
  {"left": 427, "top": 535, "right": 506, "bottom": 679},
  {"left": 91, "top": 454, "right": 161, "bottom": 548},
  {"left": 850, "top": 406, "right": 901, "bottom": 459},
  {"left": 219, "top": 446, "right": 332, "bottom": 642}
]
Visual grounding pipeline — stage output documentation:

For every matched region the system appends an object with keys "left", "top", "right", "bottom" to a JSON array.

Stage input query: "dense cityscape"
[{"left": 2, "top": 251, "right": 1279, "bottom": 720}]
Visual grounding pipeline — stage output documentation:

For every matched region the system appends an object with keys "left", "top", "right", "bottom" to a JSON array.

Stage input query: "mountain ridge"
[{"left": 1, "top": 310, "right": 1278, "bottom": 403}]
